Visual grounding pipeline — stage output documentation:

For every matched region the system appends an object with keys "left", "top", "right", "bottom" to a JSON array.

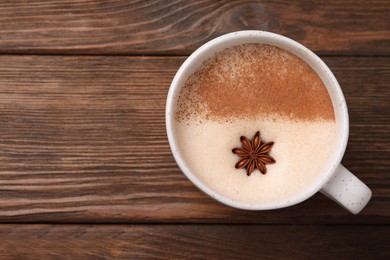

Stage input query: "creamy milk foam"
[{"left": 174, "top": 44, "right": 336, "bottom": 204}]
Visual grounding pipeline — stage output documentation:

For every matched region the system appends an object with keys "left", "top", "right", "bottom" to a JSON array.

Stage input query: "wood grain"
[
  {"left": 0, "top": 56, "right": 388, "bottom": 223},
  {"left": 0, "top": 0, "right": 389, "bottom": 55},
  {"left": 0, "top": 224, "right": 388, "bottom": 259}
]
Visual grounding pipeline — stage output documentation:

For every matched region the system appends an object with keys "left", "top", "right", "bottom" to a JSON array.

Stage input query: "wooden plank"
[
  {"left": 0, "top": 56, "right": 388, "bottom": 223},
  {"left": 0, "top": 0, "right": 389, "bottom": 55},
  {"left": 0, "top": 224, "right": 388, "bottom": 259}
]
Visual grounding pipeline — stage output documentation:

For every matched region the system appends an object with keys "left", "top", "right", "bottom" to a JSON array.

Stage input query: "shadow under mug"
[{"left": 166, "top": 30, "right": 372, "bottom": 214}]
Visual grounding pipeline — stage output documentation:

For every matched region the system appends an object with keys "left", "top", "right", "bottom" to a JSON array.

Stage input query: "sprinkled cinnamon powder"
[{"left": 176, "top": 44, "right": 335, "bottom": 122}]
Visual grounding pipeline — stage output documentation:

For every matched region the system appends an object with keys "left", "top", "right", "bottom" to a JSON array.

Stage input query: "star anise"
[{"left": 232, "top": 131, "right": 276, "bottom": 176}]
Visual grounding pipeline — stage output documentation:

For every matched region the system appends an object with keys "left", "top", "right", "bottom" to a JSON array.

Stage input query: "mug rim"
[{"left": 166, "top": 30, "right": 349, "bottom": 210}]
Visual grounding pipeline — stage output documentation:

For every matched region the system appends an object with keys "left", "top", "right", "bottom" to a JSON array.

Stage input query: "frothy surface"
[
  {"left": 175, "top": 117, "right": 336, "bottom": 203},
  {"left": 174, "top": 44, "right": 336, "bottom": 204}
]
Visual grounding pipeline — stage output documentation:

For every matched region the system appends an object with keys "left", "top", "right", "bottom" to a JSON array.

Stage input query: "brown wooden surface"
[
  {"left": 0, "top": 0, "right": 389, "bottom": 55},
  {"left": 0, "top": 0, "right": 389, "bottom": 258},
  {"left": 0, "top": 225, "right": 389, "bottom": 259}
]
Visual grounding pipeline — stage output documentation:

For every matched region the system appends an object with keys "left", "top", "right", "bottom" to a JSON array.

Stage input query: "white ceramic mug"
[{"left": 166, "top": 31, "right": 372, "bottom": 214}]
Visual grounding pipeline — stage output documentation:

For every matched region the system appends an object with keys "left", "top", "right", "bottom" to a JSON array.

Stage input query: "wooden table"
[{"left": 0, "top": 1, "right": 389, "bottom": 259}]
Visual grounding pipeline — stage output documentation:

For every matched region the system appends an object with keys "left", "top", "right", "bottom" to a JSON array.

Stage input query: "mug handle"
[{"left": 320, "top": 164, "right": 372, "bottom": 214}]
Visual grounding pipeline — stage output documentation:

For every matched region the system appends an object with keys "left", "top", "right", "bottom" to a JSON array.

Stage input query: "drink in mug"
[{"left": 166, "top": 31, "right": 371, "bottom": 213}]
